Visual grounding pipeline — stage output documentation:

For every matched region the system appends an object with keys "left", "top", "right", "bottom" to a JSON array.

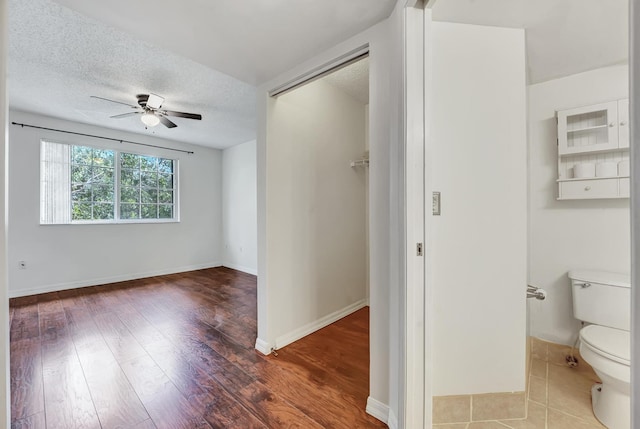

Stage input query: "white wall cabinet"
[
  {"left": 557, "top": 99, "right": 628, "bottom": 154},
  {"left": 557, "top": 99, "right": 629, "bottom": 200}
]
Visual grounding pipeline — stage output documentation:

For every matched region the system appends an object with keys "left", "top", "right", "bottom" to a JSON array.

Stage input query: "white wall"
[
  {"left": 528, "top": 65, "right": 630, "bottom": 345},
  {"left": 222, "top": 140, "right": 257, "bottom": 275},
  {"left": 264, "top": 78, "right": 367, "bottom": 346},
  {"left": 430, "top": 22, "right": 528, "bottom": 396},
  {"left": 8, "top": 110, "right": 223, "bottom": 297}
]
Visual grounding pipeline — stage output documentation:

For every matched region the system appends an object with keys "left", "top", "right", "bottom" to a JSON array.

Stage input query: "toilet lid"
[{"left": 580, "top": 325, "right": 630, "bottom": 363}]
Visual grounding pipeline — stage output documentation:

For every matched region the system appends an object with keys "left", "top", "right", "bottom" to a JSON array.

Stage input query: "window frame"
[{"left": 40, "top": 139, "right": 180, "bottom": 225}]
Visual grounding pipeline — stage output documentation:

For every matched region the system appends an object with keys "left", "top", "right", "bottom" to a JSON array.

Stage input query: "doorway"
[
  {"left": 262, "top": 55, "right": 370, "bottom": 352},
  {"left": 420, "top": 1, "right": 633, "bottom": 428}
]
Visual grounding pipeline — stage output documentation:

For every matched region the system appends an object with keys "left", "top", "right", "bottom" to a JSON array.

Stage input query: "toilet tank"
[{"left": 569, "top": 270, "right": 631, "bottom": 331}]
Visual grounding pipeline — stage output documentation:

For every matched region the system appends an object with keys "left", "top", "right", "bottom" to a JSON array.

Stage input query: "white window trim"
[{"left": 40, "top": 139, "right": 180, "bottom": 225}]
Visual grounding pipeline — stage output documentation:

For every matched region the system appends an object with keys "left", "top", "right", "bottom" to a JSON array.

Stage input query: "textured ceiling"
[
  {"left": 8, "top": 0, "right": 257, "bottom": 149},
  {"left": 323, "top": 57, "right": 369, "bottom": 105},
  {"left": 432, "top": 0, "right": 628, "bottom": 84},
  {"left": 8, "top": 0, "right": 626, "bottom": 151},
  {"left": 48, "top": 0, "right": 396, "bottom": 86}
]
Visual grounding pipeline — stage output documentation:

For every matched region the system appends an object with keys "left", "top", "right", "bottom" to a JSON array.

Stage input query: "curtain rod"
[{"left": 11, "top": 122, "right": 194, "bottom": 155}]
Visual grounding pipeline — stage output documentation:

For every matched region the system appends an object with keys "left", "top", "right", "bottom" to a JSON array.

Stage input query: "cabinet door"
[
  {"left": 618, "top": 99, "right": 629, "bottom": 148},
  {"left": 558, "top": 101, "right": 618, "bottom": 155}
]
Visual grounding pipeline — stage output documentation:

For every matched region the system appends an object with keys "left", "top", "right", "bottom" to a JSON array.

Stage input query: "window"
[
  {"left": 119, "top": 153, "right": 175, "bottom": 220},
  {"left": 71, "top": 145, "right": 115, "bottom": 221},
  {"left": 40, "top": 141, "right": 177, "bottom": 224}
]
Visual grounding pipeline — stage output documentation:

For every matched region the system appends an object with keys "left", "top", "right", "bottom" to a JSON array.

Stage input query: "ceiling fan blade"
[
  {"left": 91, "top": 95, "right": 138, "bottom": 108},
  {"left": 110, "top": 112, "right": 142, "bottom": 119},
  {"left": 161, "top": 110, "right": 202, "bottom": 120},
  {"left": 159, "top": 116, "right": 177, "bottom": 128}
]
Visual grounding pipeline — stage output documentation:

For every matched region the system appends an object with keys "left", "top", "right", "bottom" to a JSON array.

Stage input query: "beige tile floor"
[{"left": 434, "top": 337, "right": 607, "bottom": 429}]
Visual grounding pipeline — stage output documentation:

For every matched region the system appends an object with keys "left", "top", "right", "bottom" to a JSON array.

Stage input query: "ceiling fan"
[{"left": 91, "top": 93, "right": 202, "bottom": 129}]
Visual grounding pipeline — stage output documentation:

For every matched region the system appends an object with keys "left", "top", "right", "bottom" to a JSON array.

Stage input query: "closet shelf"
[
  {"left": 559, "top": 147, "right": 628, "bottom": 157},
  {"left": 557, "top": 176, "right": 629, "bottom": 183},
  {"left": 350, "top": 159, "right": 369, "bottom": 168}
]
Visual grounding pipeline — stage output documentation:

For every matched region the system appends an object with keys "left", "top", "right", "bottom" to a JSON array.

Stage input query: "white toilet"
[{"left": 570, "top": 270, "right": 630, "bottom": 429}]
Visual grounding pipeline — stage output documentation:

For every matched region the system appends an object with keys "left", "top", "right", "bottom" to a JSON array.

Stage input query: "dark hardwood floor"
[{"left": 10, "top": 267, "right": 386, "bottom": 429}]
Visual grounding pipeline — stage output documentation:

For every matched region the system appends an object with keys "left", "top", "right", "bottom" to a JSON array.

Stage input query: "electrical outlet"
[{"left": 18, "top": 261, "right": 26, "bottom": 269}]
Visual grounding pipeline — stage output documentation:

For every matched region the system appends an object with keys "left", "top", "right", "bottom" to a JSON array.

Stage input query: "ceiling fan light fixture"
[{"left": 141, "top": 112, "right": 160, "bottom": 127}]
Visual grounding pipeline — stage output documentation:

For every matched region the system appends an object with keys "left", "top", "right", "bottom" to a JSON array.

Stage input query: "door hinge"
[{"left": 416, "top": 243, "right": 423, "bottom": 256}]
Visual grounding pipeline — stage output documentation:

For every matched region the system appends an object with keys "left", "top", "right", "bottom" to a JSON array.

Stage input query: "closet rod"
[{"left": 11, "top": 122, "right": 195, "bottom": 155}]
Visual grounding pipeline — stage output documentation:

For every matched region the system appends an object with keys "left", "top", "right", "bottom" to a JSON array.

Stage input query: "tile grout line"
[{"left": 545, "top": 346, "right": 549, "bottom": 429}]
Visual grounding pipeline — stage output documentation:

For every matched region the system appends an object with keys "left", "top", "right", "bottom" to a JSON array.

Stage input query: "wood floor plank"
[
  {"left": 10, "top": 304, "right": 40, "bottom": 342},
  {"left": 10, "top": 296, "right": 38, "bottom": 307},
  {"left": 92, "top": 312, "right": 148, "bottom": 363},
  {"left": 39, "top": 300, "right": 101, "bottom": 429},
  {"left": 10, "top": 267, "right": 383, "bottom": 429},
  {"left": 119, "top": 354, "right": 172, "bottom": 401},
  {"left": 167, "top": 336, "right": 256, "bottom": 395},
  {"left": 11, "top": 412, "right": 46, "bottom": 429},
  {"left": 82, "top": 291, "right": 112, "bottom": 317},
  {"left": 254, "top": 354, "right": 377, "bottom": 429},
  {"left": 70, "top": 315, "right": 150, "bottom": 429},
  {"left": 191, "top": 304, "right": 256, "bottom": 349},
  {"left": 143, "top": 383, "right": 212, "bottom": 429},
  {"left": 143, "top": 339, "right": 210, "bottom": 399},
  {"left": 120, "top": 354, "right": 211, "bottom": 429},
  {"left": 132, "top": 420, "right": 157, "bottom": 429},
  {"left": 114, "top": 307, "right": 167, "bottom": 348},
  {"left": 237, "top": 380, "right": 325, "bottom": 429},
  {"left": 10, "top": 338, "right": 44, "bottom": 422},
  {"left": 41, "top": 344, "right": 101, "bottom": 429},
  {"left": 192, "top": 383, "right": 267, "bottom": 429},
  {"left": 82, "top": 361, "right": 150, "bottom": 429}
]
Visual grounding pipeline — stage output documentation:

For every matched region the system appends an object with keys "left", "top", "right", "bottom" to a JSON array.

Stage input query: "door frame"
[
  {"left": 403, "top": 1, "right": 426, "bottom": 428},
  {"left": 630, "top": 0, "right": 639, "bottom": 426}
]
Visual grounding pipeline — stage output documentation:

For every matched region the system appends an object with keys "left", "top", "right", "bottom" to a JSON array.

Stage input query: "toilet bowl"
[
  {"left": 569, "top": 270, "right": 631, "bottom": 429},
  {"left": 579, "top": 325, "right": 630, "bottom": 429}
]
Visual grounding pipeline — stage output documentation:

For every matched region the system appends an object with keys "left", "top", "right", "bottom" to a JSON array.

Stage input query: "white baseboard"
[
  {"left": 274, "top": 299, "right": 367, "bottom": 350},
  {"left": 222, "top": 262, "right": 257, "bottom": 276},
  {"left": 254, "top": 338, "right": 272, "bottom": 355},
  {"left": 366, "top": 396, "right": 389, "bottom": 424},
  {"left": 9, "top": 262, "right": 223, "bottom": 298},
  {"left": 387, "top": 410, "right": 398, "bottom": 429}
]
